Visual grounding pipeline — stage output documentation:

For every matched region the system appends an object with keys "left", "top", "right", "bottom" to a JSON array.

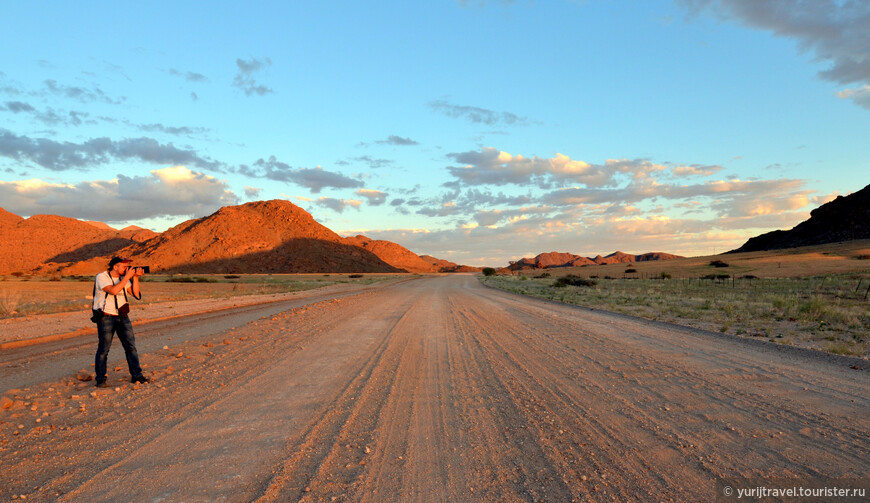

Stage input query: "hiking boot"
[
  {"left": 131, "top": 375, "right": 150, "bottom": 384},
  {"left": 95, "top": 379, "right": 110, "bottom": 388}
]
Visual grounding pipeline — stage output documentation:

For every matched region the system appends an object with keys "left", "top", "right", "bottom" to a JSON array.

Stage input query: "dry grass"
[
  {"left": 0, "top": 273, "right": 403, "bottom": 319},
  {"left": 484, "top": 241, "right": 870, "bottom": 357}
]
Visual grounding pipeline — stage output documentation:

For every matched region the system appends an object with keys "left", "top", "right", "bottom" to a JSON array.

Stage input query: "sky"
[{"left": 1, "top": 0, "right": 868, "bottom": 266}]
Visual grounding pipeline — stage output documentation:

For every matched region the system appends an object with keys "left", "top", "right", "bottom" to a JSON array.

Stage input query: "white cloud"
[
  {"left": 315, "top": 197, "right": 363, "bottom": 213},
  {"left": 0, "top": 166, "right": 238, "bottom": 222},
  {"left": 355, "top": 189, "right": 388, "bottom": 206}
]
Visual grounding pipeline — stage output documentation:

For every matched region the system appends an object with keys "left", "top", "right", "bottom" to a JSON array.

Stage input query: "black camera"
[{"left": 136, "top": 266, "right": 151, "bottom": 274}]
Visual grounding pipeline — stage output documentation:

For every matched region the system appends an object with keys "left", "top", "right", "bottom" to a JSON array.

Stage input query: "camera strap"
[{"left": 109, "top": 274, "right": 128, "bottom": 311}]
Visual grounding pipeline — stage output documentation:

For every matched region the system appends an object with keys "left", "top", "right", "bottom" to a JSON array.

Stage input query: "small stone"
[
  {"left": 303, "top": 487, "right": 311, "bottom": 493},
  {"left": 0, "top": 396, "right": 13, "bottom": 409},
  {"left": 581, "top": 475, "right": 588, "bottom": 481},
  {"left": 76, "top": 373, "right": 93, "bottom": 382},
  {"left": 163, "top": 345, "right": 169, "bottom": 350},
  {"left": 364, "top": 446, "right": 371, "bottom": 454},
  {"left": 176, "top": 352, "right": 184, "bottom": 358}
]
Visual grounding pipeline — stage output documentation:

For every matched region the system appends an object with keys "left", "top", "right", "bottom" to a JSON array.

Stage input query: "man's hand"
[
  {"left": 124, "top": 267, "right": 136, "bottom": 279},
  {"left": 133, "top": 267, "right": 146, "bottom": 277}
]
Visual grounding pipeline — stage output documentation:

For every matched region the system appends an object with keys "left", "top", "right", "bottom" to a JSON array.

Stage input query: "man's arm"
[
  {"left": 102, "top": 269, "right": 135, "bottom": 296},
  {"left": 130, "top": 272, "right": 141, "bottom": 300}
]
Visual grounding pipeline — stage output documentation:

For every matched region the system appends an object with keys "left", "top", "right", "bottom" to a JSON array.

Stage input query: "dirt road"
[{"left": 1, "top": 275, "right": 868, "bottom": 502}]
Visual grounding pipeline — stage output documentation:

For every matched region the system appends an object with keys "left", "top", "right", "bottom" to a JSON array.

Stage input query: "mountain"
[
  {"left": 731, "top": 183, "right": 870, "bottom": 253},
  {"left": 419, "top": 255, "right": 483, "bottom": 273},
  {"left": 343, "top": 235, "right": 438, "bottom": 273},
  {"left": 57, "top": 200, "right": 404, "bottom": 275},
  {"left": 506, "top": 250, "right": 683, "bottom": 271},
  {"left": 0, "top": 209, "right": 152, "bottom": 275}
]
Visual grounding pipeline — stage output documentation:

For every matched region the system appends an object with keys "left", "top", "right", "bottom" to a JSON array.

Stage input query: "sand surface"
[{"left": 1, "top": 275, "right": 868, "bottom": 502}]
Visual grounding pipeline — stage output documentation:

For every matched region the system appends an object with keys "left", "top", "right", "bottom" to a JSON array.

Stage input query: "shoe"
[
  {"left": 131, "top": 375, "right": 150, "bottom": 384},
  {"left": 95, "top": 379, "right": 110, "bottom": 388}
]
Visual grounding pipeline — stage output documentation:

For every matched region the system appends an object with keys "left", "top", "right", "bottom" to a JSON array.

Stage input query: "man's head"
[{"left": 108, "top": 256, "right": 132, "bottom": 274}]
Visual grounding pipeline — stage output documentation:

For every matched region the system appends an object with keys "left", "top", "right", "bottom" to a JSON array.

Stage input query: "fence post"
[{"left": 856, "top": 279, "right": 863, "bottom": 293}]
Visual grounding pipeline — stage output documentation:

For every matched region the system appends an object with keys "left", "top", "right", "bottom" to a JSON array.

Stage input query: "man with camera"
[{"left": 92, "top": 256, "right": 149, "bottom": 388}]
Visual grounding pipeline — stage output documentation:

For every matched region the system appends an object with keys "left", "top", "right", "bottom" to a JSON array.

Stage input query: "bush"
[
  {"left": 660, "top": 272, "right": 672, "bottom": 280},
  {"left": 709, "top": 260, "right": 729, "bottom": 268},
  {"left": 482, "top": 267, "right": 496, "bottom": 277},
  {"left": 857, "top": 255, "right": 870, "bottom": 260},
  {"left": 553, "top": 275, "right": 597, "bottom": 288},
  {"left": 535, "top": 272, "right": 551, "bottom": 278},
  {"left": 224, "top": 275, "right": 241, "bottom": 279},
  {"left": 348, "top": 274, "right": 363, "bottom": 278},
  {"left": 169, "top": 276, "right": 216, "bottom": 283},
  {"left": 625, "top": 268, "right": 637, "bottom": 274}
]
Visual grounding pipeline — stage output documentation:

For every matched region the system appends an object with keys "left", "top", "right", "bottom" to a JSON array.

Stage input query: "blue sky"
[{"left": 1, "top": 0, "right": 868, "bottom": 265}]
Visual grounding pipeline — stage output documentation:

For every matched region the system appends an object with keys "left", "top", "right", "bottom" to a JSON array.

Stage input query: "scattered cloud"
[
  {"left": 445, "top": 148, "right": 689, "bottom": 189},
  {"left": 169, "top": 68, "right": 209, "bottom": 83},
  {"left": 837, "top": 85, "right": 870, "bottom": 110},
  {"left": 233, "top": 57, "right": 273, "bottom": 96},
  {"left": 351, "top": 155, "right": 394, "bottom": 169},
  {"left": 679, "top": 0, "right": 870, "bottom": 110},
  {"left": 428, "top": 99, "right": 529, "bottom": 126},
  {"left": 315, "top": 197, "right": 363, "bottom": 213},
  {"left": 0, "top": 129, "right": 222, "bottom": 172},
  {"left": 355, "top": 189, "right": 388, "bottom": 206},
  {"left": 244, "top": 186, "right": 262, "bottom": 199},
  {"left": 43, "top": 79, "right": 125, "bottom": 105},
  {"left": 376, "top": 135, "right": 419, "bottom": 146},
  {"left": 237, "top": 156, "right": 364, "bottom": 193},
  {"left": 0, "top": 166, "right": 238, "bottom": 222}
]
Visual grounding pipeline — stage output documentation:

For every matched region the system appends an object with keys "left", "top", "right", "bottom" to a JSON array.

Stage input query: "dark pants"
[{"left": 95, "top": 315, "right": 143, "bottom": 380}]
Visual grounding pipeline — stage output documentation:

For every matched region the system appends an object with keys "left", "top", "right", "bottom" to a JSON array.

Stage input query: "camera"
[{"left": 136, "top": 266, "right": 151, "bottom": 274}]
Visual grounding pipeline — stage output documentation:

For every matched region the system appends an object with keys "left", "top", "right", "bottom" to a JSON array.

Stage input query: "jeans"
[{"left": 95, "top": 315, "right": 143, "bottom": 380}]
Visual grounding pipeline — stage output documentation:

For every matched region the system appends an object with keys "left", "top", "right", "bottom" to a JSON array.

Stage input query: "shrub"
[
  {"left": 553, "top": 275, "right": 597, "bottom": 288},
  {"left": 348, "top": 274, "right": 363, "bottom": 278},
  {"left": 169, "top": 276, "right": 216, "bottom": 283},
  {"left": 10, "top": 271, "right": 24, "bottom": 278},
  {"left": 535, "top": 272, "right": 551, "bottom": 278},
  {"left": 857, "top": 255, "right": 870, "bottom": 260},
  {"left": 224, "top": 275, "right": 241, "bottom": 279},
  {"left": 625, "top": 268, "right": 637, "bottom": 274},
  {"left": 709, "top": 260, "right": 729, "bottom": 268},
  {"left": 482, "top": 267, "right": 496, "bottom": 277},
  {"left": 660, "top": 272, "right": 672, "bottom": 280}
]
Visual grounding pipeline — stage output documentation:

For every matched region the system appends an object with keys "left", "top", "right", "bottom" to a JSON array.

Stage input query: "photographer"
[{"left": 92, "top": 257, "right": 149, "bottom": 387}]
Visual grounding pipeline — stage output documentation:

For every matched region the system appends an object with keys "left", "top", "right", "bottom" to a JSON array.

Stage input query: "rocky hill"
[
  {"left": 419, "top": 255, "right": 482, "bottom": 273},
  {"left": 0, "top": 208, "right": 156, "bottom": 275},
  {"left": 58, "top": 200, "right": 404, "bottom": 275},
  {"left": 343, "top": 235, "right": 438, "bottom": 273},
  {"left": 506, "top": 250, "right": 683, "bottom": 271},
  {"left": 730, "top": 183, "right": 870, "bottom": 253}
]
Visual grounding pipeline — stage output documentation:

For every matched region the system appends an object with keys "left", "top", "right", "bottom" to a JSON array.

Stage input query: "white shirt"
[{"left": 93, "top": 271, "right": 131, "bottom": 315}]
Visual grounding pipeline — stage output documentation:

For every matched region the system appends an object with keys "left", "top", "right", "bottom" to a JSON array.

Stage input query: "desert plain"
[{"left": 0, "top": 243, "right": 869, "bottom": 502}]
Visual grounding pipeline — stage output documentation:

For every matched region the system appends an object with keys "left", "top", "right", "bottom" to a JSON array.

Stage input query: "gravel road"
[{"left": 1, "top": 274, "right": 867, "bottom": 502}]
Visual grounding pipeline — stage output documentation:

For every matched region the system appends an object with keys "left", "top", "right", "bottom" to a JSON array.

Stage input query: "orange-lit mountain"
[
  {"left": 419, "top": 255, "right": 482, "bottom": 273},
  {"left": 59, "top": 200, "right": 405, "bottom": 275},
  {"left": 0, "top": 208, "right": 157, "bottom": 275},
  {"left": 343, "top": 235, "right": 438, "bottom": 273},
  {"left": 506, "top": 250, "right": 683, "bottom": 271}
]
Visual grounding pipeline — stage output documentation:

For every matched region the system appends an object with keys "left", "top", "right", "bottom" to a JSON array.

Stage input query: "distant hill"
[
  {"left": 730, "top": 183, "right": 870, "bottom": 253},
  {"left": 419, "top": 255, "right": 482, "bottom": 273},
  {"left": 344, "top": 235, "right": 438, "bottom": 273},
  {"left": 505, "top": 250, "right": 683, "bottom": 271},
  {"left": 0, "top": 208, "right": 153, "bottom": 275}
]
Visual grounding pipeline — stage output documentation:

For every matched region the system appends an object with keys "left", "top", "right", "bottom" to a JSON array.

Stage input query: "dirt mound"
[
  {"left": 119, "top": 226, "right": 159, "bottom": 242},
  {"left": 0, "top": 209, "right": 145, "bottom": 275},
  {"left": 731, "top": 183, "right": 870, "bottom": 253},
  {"left": 508, "top": 250, "right": 683, "bottom": 271},
  {"left": 60, "top": 200, "right": 403, "bottom": 275},
  {"left": 419, "top": 255, "right": 482, "bottom": 273},
  {"left": 344, "top": 235, "right": 437, "bottom": 273}
]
